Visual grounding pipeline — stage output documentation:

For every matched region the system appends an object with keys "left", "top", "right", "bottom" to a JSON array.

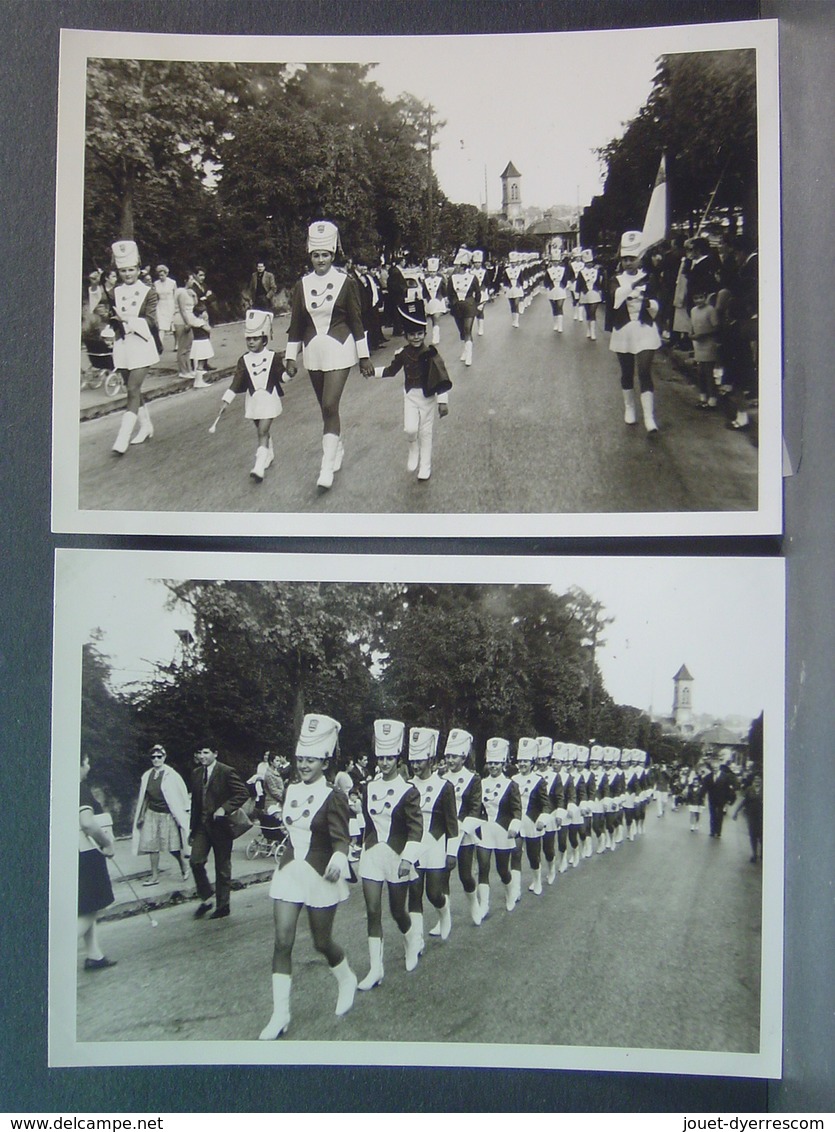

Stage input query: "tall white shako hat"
[
  {"left": 112, "top": 240, "right": 140, "bottom": 269},
  {"left": 426, "top": 256, "right": 440, "bottom": 272},
  {"left": 444, "top": 728, "right": 474, "bottom": 758},
  {"left": 307, "top": 220, "right": 339, "bottom": 254},
  {"left": 591, "top": 744, "right": 605, "bottom": 764},
  {"left": 508, "top": 250, "right": 520, "bottom": 264},
  {"left": 575, "top": 745, "right": 590, "bottom": 767},
  {"left": 636, "top": 748, "right": 648, "bottom": 765},
  {"left": 552, "top": 741, "right": 567, "bottom": 763},
  {"left": 581, "top": 248, "right": 594, "bottom": 263},
  {"left": 535, "top": 736, "right": 553, "bottom": 764},
  {"left": 408, "top": 726, "right": 439, "bottom": 762},
  {"left": 516, "top": 737, "right": 537, "bottom": 764},
  {"left": 374, "top": 718, "right": 405, "bottom": 758},
  {"left": 453, "top": 247, "right": 472, "bottom": 267},
  {"left": 471, "top": 249, "right": 484, "bottom": 265},
  {"left": 244, "top": 309, "right": 273, "bottom": 340},
  {"left": 620, "top": 230, "right": 644, "bottom": 258},
  {"left": 295, "top": 713, "right": 341, "bottom": 761},
  {"left": 571, "top": 246, "right": 584, "bottom": 259},
  {"left": 485, "top": 737, "right": 510, "bottom": 764},
  {"left": 564, "top": 743, "right": 578, "bottom": 766}
]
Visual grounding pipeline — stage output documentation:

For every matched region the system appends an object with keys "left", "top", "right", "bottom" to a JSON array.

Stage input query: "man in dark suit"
[
  {"left": 190, "top": 747, "right": 249, "bottom": 919},
  {"left": 703, "top": 755, "right": 738, "bottom": 839},
  {"left": 249, "top": 261, "right": 277, "bottom": 310}
]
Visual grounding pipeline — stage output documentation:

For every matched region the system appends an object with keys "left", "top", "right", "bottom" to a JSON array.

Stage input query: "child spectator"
[
  {"left": 690, "top": 289, "right": 720, "bottom": 408},
  {"left": 375, "top": 297, "right": 452, "bottom": 482},
  {"left": 218, "top": 309, "right": 287, "bottom": 482}
]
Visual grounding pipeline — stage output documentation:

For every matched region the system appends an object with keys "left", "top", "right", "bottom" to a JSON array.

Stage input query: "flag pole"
[{"left": 696, "top": 156, "right": 731, "bottom": 235}]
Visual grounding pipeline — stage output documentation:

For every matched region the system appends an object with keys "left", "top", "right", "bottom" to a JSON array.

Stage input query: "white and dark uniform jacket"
[
  {"left": 285, "top": 267, "right": 370, "bottom": 371},
  {"left": 499, "top": 264, "right": 524, "bottom": 299},
  {"left": 577, "top": 263, "right": 605, "bottom": 305},
  {"left": 477, "top": 775, "right": 522, "bottom": 850},
  {"left": 512, "top": 772, "right": 551, "bottom": 838},
  {"left": 227, "top": 349, "right": 285, "bottom": 419},
  {"left": 447, "top": 270, "right": 481, "bottom": 319},
  {"left": 422, "top": 273, "right": 447, "bottom": 316},
  {"left": 545, "top": 264, "right": 569, "bottom": 301},
  {"left": 410, "top": 771, "right": 459, "bottom": 870},
  {"left": 269, "top": 778, "right": 351, "bottom": 906},
  {"left": 359, "top": 775, "right": 423, "bottom": 883},
  {"left": 444, "top": 767, "right": 483, "bottom": 850},
  {"left": 608, "top": 270, "right": 662, "bottom": 354},
  {"left": 110, "top": 282, "right": 161, "bottom": 370}
]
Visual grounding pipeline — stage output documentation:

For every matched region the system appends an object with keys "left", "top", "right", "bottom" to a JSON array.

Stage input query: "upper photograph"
[{"left": 52, "top": 20, "right": 781, "bottom": 538}]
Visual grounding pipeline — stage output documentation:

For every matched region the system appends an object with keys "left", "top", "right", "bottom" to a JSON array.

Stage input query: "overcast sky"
[
  {"left": 63, "top": 554, "right": 781, "bottom": 725},
  {"left": 368, "top": 31, "right": 668, "bottom": 213}
]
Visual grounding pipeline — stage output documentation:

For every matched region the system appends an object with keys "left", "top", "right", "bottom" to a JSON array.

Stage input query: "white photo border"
[
  {"left": 50, "top": 548, "right": 785, "bottom": 1075},
  {"left": 52, "top": 20, "right": 782, "bottom": 538}
]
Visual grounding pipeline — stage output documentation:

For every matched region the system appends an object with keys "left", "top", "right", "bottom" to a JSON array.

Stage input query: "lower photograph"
[{"left": 50, "top": 549, "right": 784, "bottom": 1076}]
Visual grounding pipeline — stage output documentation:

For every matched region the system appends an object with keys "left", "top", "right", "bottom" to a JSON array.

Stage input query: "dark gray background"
[{"left": 1, "top": 0, "right": 832, "bottom": 1113}]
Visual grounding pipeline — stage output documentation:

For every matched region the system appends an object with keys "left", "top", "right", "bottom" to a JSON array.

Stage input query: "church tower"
[
  {"left": 501, "top": 161, "right": 524, "bottom": 229},
  {"left": 672, "top": 664, "right": 695, "bottom": 731}
]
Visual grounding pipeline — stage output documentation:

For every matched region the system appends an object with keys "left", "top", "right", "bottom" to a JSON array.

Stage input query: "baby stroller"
[
  {"left": 82, "top": 326, "right": 124, "bottom": 396},
  {"left": 245, "top": 809, "right": 287, "bottom": 862}
]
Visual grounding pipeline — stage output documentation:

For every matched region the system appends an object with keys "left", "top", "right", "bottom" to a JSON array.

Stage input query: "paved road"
[
  {"left": 77, "top": 806, "right": 762, "bottom": 1053},
  {"left": 78, "top": 298, "right": 758, "bottom": 516}
]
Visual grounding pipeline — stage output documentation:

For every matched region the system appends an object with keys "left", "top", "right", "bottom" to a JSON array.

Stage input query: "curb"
[
  {"left": 80, "top": 367, "right": 236, "bottom": 422},
  {"left": 101, "top": 865, "right": 275, "bottom": 922}
]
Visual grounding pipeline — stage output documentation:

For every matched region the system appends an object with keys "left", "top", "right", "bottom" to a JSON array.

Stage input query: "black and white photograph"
[
  {"left": 50, "top": 549, "right": 784, "bottom": 1075},
  {"left": 52, "top": 20, "right": 781, "bottom": 539}
]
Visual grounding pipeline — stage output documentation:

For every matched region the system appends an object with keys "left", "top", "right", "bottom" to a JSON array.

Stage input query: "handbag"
[{"left": 227, "top": 806, "right": 254, "bottom": 840}]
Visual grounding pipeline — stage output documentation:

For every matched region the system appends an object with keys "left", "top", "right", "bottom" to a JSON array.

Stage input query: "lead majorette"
[
  {"left": 421, "top": 256, "right": 447, "bottom": 345},
  {"left": 407, "top": 727, "right": 459, "bottom": 947},
  {"left": 217, "top": 309, "right": 286, "bottom": 482},
  {"left": 576, "top": 248, "right": 605, "bottom": 341},
  {"left": 447, "top": 247, "right": 481, "bottom": 366},
  {"left": 108, "top": 239, "right": 161, "bottom": 455},
  {"left": 475, "top": 737, "right": 522, "bottom": 914},
  {"left": 357, "top": 719, "right": 425, "bottom": 986},
  {"left": 438, "top": 728, "right": 484, "bottom": 929},
  {"left": 545, "top": 253, "right": 570, "bottom": 332}
]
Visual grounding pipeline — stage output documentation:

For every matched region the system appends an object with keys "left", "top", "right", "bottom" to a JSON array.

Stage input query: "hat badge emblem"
[
  {"left": 309, "top": 719, "right": 319, "bottom": 732},
  {"left": 382, "top": 724, "right": 391, "bottom": 735}
]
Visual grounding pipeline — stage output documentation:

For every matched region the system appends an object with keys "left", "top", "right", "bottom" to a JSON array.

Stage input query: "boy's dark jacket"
[{"left": 381, "top": 343, "right": 452, "bottom": 398}]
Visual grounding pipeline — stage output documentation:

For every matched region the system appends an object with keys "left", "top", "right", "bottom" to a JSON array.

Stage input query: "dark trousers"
[
  {"left": 708, "top": 802, "right": 726, "bottom": 838},
  {"left": 191, "top": 819, "right": 233, "bottom": 909}
]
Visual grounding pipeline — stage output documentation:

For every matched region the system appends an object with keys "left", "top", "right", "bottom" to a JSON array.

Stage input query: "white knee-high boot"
[
  {"left": 403, "top": 912, "right": 424, "bottom": 971},
  {"left": 317, "top": 433, "right": 339, "bottom": 489},
  {"left": 250, "top": 446, "right": 269, "bottom": 482},
  {"left": 331, "top": 957, "right": 358, "bottom": 1016},
  {"left": 428, "top": 896, "right": 452, "bottom": 939},
  {"left": 622, "top": 389, "right": 637, "bottom": 425},
  {"left": 547, "top": 856, "right": 558, "bottom": 884},
  {"left": 504, "top": 877, "right": 515, "bottom": 911},
  {"left": 358, "top": 937, "right": 384, "bottom": 991},
  {"left": 528, "top": 865, "right": 543, "bottom": 895},
  {"left": 130, "top": 405, "right": 154, "bottom": 444},
  {"left": 556, "top": 314, "right": 564, "bottom": 333},
  {"left": 465, "top": 888, "right": 484, "bottom": 925},
  {"left": 332, "top": 436, "right": 344, "bottom": 472},
  {"left": 640, "top": 391, "right": 658, "bottom": 434},
  {"left": 477, "top": 319, "right": 484, "bottom": 336},
  {"left": 464, "top": 340, "right": 473, "bottom": 366},
  {"left": 112, "top": 411, "right": 138, "bottom": 454},
  {"left": 589, "top": 320, "right": 597, "bottom": 341},
  {"left": 511, "top": 312, "right": 520, "bottom": 328},
  {"left": 264, "top": 437, "right": 275, "bottom": 469},
  {"left": 477, "top": 882, "right": 490, "bottom": 918},
  {"left": 258, "top": 973, "right": 291, "bottom": 1039}
]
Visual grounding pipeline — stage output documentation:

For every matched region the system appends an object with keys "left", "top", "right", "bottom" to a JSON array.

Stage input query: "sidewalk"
[
  {"left": 664, "top": 341, "right": 759, "bottom": 437},
  {"left": 79, "top": 313, "right": 292, "bottom": 421},
  {"left": 100, "top": 828, "right": 277, "bottom": 922}
]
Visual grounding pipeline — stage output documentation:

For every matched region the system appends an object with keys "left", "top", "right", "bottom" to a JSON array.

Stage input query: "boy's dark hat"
[{"left": 398, "top": 297, "right": 427, "bottom": 329}]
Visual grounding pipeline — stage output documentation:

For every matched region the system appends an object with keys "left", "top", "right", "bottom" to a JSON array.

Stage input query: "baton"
[{"left": 208, "top": 404, "right": 227, "bottom": 434}]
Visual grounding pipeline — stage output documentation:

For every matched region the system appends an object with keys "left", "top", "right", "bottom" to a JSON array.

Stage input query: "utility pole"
[{"left": 426, "top": 104, "right": 435, "bottom": 253}]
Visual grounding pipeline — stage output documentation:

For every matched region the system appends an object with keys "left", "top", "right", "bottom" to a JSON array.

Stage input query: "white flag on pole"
[{"left": 640, "top": 155, "right": 667, "bottom": 254}]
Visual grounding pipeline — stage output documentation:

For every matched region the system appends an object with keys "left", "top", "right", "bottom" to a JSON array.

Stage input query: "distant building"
[
  {"left": 500, "top": 161, "right": 525, "bottom": 231},
  {"left": 652, "top": 663, "right": 749, "bottom": 756},
  {"left": 672, "top": 663, "right": 695, "bottom": 731}
]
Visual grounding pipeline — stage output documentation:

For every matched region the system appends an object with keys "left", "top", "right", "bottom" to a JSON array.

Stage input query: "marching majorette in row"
[
  {"left": 568, "top": 248, "right": 585, "bottom": 321},
  {"left": 511, "top": 737, "right": 551, "bottom": 900},
  {"left": 375, "top": 297, "right": 452, "bottom": 482},
  {"left": 421, "top": 256, "right": 447, "bottom": 346},
  {"left": 407, "top": 728, "right": 459, "bottom": 950},
  {"left": 576, "top": 248, "right": 605, "bottom": 341},
  {"left": 470, "top": 250, "right": 490, "bottom": 337},
  {"left": 609, "top": 230, "right": 663, "bottom": 436},
  {"left": 283, "top": 220, "right": 374, "bottom": 490},
  {"left": 545, "top": 254, "right": 569, "bottom": 333},
  {"left": 108, "top": 240, "right": 162, "bottom": 455},
  {"left": 499, "top": 252, "right": 525, "bottom": 328},
  {"left": 534, "top": 738, "right": 560, "bottom": 883},
  {"left": 357, "top": 719, "right": 424, "bottom": 989},
  {"left": 217, "top": 309, "right": 287, "bottom": 482},
  {"left": 435, "top": 728, "right": 484, "bottom": 930},
  {"left": 259, "top": 713, "right": 356, "bottom": 1041},
  {"left": 447, "top": 247, "right": 481, "bottom": 366},
  {"left": 475, "top": 738, "right": 522, "bottom": 915}
]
